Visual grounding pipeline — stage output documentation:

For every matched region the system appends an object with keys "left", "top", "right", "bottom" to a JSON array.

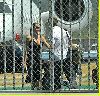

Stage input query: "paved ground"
[{"left": 0, "top": 61, "right": 97, "bottom": 90}]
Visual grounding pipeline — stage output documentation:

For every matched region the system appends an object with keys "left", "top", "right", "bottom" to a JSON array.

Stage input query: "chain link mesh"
[{"left": 0, "top": 0, "right": 98, "bottom": 92}]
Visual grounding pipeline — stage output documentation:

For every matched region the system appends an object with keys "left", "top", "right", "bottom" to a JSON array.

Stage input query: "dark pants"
[
  {"left": 26, "top": 55, "right": 40, "bottom": 83},
  {"left": 42, "top": 49, "right": 79, "bottom": 90},
  {"left": 42, "top": 59, "right": 69, "bottom": 90},
  {"left": 54, "top": 59, "right": 71, "bottom": 90},
  {"left": 42, "top": 61, "right": 50, "bottom": 90},
  {"left": 41, "top": 59, "right": 69, "bottom": 90},
  {"left": 54, "top": 58, "right": 78, "bottom": 90},
  {"left": 25, "top": 41, "right": 40, "bottom": 84}
]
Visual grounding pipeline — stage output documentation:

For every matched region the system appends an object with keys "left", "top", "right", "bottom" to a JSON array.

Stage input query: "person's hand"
[
  {"left": 37, "top": 31, "right": 40, "bottom": 35},
  {"left": 47, "top": 43, "right": 51, "bottom": 49}
]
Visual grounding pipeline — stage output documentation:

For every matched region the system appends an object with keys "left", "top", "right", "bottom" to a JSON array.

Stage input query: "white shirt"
[{"left": 53, "top": 26, "right": 69, "bottom": 61}]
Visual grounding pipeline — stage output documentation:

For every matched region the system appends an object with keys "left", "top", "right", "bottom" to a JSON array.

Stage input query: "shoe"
[
  {"left": 25, "top": 75, "right": 31, "bottom": 83},
  {"left": 53, "top": 88, "right": 61, "bottom": 92},
  {"left": 31, "top": 81, "right": 40, "bottom": 90},
  {"left": 25, "top": 79, "right": 31, "bottom": 83}
]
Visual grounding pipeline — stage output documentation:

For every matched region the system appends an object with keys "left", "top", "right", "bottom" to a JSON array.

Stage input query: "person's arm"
[{"left": 41, "top": 35, "right": 51, "bottom": 48}]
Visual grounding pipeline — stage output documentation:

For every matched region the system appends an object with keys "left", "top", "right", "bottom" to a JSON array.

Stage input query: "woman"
[{"left": 25, "top": 23, "right": 50, "bottom": 89}]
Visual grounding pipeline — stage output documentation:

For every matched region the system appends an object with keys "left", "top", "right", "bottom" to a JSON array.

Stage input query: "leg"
[
  {"left": 63, "top": 58, "right": 70, "bottom": 82},
  {"left": 54, "top": 60, "right": 61, "bottom": 90},
  {"left": 31, "top": 58, "right": 40, "bottom": 89},
  {"left": 63, "top": 58, "right": 78, "bottom": 89},
  {"left": 25, "top": 58, "right": 31, "bottom": 83},
  {"left": 42, "top": 61, "right": 50, "bottom": 90}
]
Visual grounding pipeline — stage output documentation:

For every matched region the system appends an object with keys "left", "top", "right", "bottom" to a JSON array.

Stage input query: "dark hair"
[
  {"left": 30, "top": 23, "right": 37, "bottom": 35},
  {"left": 32, "top": 23, "right": 36, "bottom": 29},
  {"left": 53, "top": 17, "right": 58, "bottom": 26}
]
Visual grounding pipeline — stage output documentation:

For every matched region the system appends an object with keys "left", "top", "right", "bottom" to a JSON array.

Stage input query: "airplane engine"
[{"left": 41, "top": 0, "right": 93, "bottom": 32}]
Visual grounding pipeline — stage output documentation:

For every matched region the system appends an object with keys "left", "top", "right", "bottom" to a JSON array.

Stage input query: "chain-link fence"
[{"left": 0, "top": 0, "right": 98, "bottom": 93}]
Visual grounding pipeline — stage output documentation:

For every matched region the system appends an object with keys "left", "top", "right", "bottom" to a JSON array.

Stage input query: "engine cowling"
[{"left": 41, "top": 0, "right": 93, "bottom": 32}]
